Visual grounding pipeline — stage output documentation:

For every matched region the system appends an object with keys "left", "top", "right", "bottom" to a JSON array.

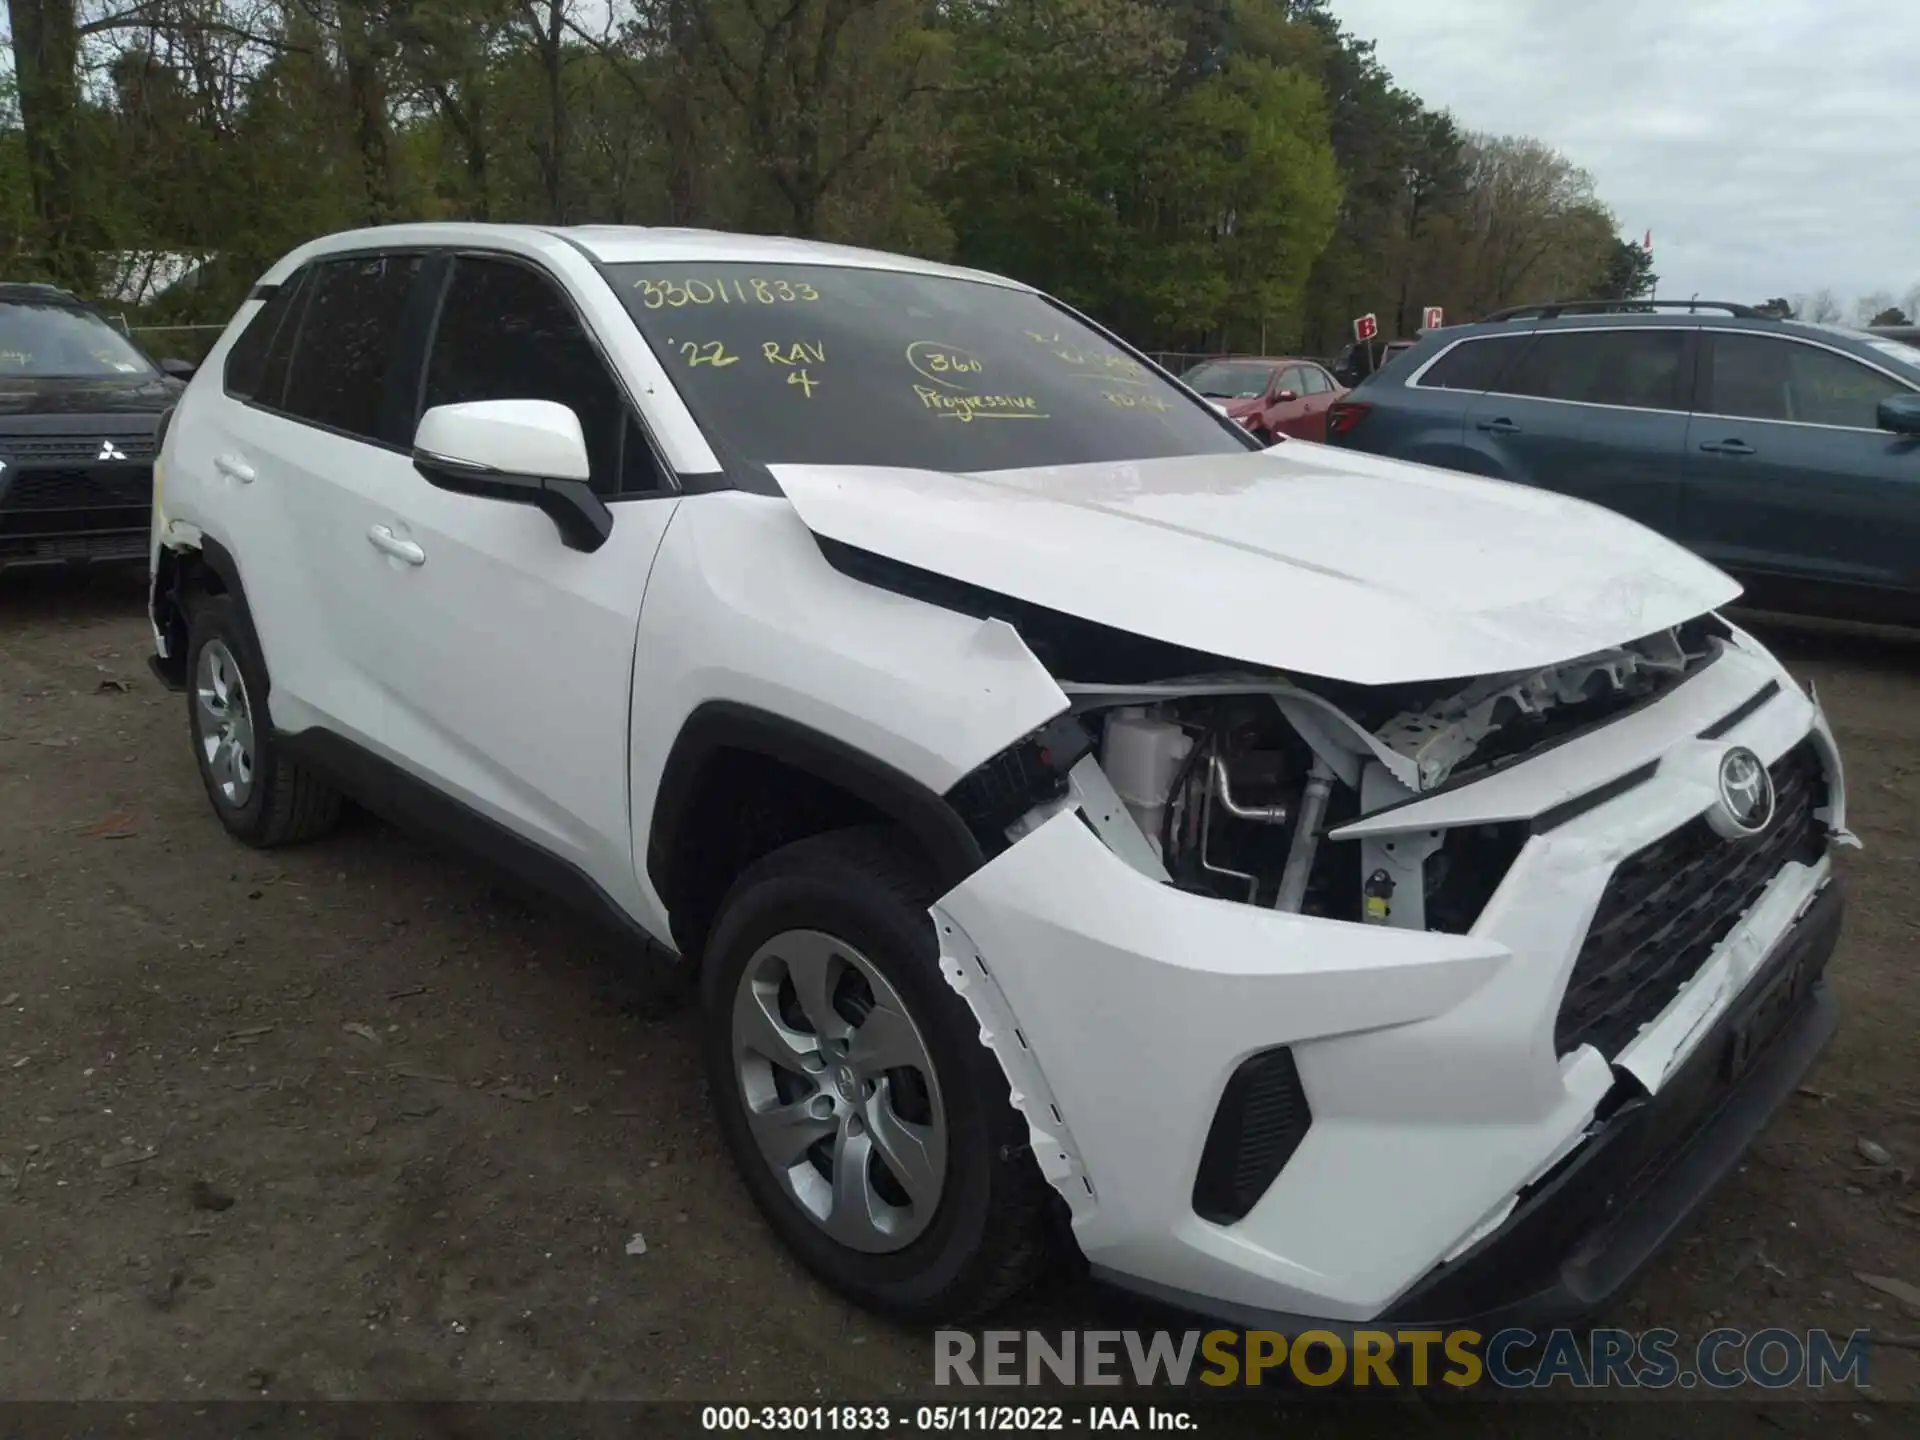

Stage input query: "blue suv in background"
[{"left": 1326, "top": 301, "right": 1920, "bottom": 625}]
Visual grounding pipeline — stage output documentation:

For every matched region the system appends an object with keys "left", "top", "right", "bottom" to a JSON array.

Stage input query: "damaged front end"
[
  {"left": 930, "top": 605, "right": 1850, "bottom": 1325},
  {"left": 946, "top": 613, "right": 1729, "bottom": 937}
]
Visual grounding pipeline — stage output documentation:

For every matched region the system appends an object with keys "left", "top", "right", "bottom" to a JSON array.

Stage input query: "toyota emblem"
[{"left": 1708, "top": 746, "right": 1776, "bottom": 839}]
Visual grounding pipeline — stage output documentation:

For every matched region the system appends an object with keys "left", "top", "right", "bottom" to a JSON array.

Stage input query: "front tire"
[
  {"left": 702, "top": 826, "right": 1050, "bottom": 1321},
  {"left": 185, "top": 594, "right": 342, "bottom": 848}
]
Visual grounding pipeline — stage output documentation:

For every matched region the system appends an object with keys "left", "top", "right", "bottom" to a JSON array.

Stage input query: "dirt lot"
[{"left": 1, "top": 568, "right": 1916, "bottom": 1420}]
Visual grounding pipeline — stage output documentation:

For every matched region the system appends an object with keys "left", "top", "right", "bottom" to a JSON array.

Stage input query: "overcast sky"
[{"left": 1333, "top": 0, "right": 1920, "bottom": 316}]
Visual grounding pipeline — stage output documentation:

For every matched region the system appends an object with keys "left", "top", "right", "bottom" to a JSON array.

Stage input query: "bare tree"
[
  {"left": 1854, "top": 290, "right": 1896, "bottom": 328},
  {"left": 1795, "top": 288, "right": 1843, "bottom": 325},
  {"left": 512, "top": 0, "right": 574, "bottom": 222},
  {"left": 697, "top": 0, "right": 940, "bottom": 236},
  {"left": 1455, "top": 134, "right": 1604, "bottom": 314}
]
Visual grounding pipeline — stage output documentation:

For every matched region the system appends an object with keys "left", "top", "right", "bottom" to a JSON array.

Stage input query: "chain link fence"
[
  {"left": 125, "top": 322, "right": 227, "bottom": 365},
  {"left": 1144, "top": 352, "right": 1229, "bottom": 377}
]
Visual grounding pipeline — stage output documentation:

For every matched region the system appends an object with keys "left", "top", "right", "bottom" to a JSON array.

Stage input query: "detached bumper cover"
[{"left": 1115, "top": 880, "right": 1841, "bottom": 1333}]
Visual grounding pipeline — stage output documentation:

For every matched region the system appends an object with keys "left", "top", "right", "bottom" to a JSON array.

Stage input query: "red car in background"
[{"left": 1180, "top": 355, "right": 1348, "bottom": 442}]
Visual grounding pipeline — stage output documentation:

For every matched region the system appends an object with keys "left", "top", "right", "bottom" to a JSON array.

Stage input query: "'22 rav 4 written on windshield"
[{"left": 613, "top": 264, "right": 1252, "bottom": 473}]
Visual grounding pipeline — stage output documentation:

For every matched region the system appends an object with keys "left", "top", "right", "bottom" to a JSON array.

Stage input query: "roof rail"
[
  {"left": 0, "top": 280, "right": 82, "bottom": 303},
  {"left": 1480, "top": 299, "right": 1769, "bottom": 322}
]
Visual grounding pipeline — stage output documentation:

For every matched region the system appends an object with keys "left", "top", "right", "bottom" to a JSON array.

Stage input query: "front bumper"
[
  {"left": 1114, "top": 881, "right": 1840, "bottom": 1333},
  {"left": 929, "top": 637, "right": 1849, "bottom": 1325}
]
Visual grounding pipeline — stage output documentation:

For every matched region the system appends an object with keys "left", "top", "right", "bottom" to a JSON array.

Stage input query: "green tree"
[{"left": 1596, "top": 235, "right": 1656, "bottom": 301}]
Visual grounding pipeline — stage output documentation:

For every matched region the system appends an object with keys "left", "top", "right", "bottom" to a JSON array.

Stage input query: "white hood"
[{"left": 771, "top": 446, "right": 1743, "bottom": 686}]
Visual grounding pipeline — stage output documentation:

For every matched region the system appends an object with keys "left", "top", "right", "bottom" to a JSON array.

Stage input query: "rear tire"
[
  {"left": 185, "top": 594, "right": 341, "bottom": 848},
  {"left": 702, "top": 826, "right": 1050, "bottom": 1321}
]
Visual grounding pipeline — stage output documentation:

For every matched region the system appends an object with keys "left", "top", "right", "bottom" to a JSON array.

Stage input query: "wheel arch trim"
[{"left": 646, "top": 700, "right": 986, "bottom": 947}]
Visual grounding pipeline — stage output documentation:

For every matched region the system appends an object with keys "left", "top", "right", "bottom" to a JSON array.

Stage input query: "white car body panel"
[
  {"left": 354, "top": 482, "right": 679, "bottom": 913},
  {"left": 623, "top": 492, "right": 1072, "bottom": 933},
  {"left": 771, "top": 449, "right": 1743, "bottom": 685},
  {"left": 163, "top": 382, "right": 399, "bottom": 751}
]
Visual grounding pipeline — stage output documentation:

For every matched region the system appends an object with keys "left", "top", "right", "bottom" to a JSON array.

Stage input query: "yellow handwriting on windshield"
[
  {"left": 673, "top": 339, "right": 739, "bottom": 368},
  {"left": 762, "top": 340, "right": 826, "bottom": 366},
  {"left": 913, "top": 385, "right": 1047, "bottom": 422},
  {"left": 635, "top": 277, "right": 821, "bottom": 309},
  {"left": 1022, "top": 329, "right": 1147, "bottom": 383},
  {"left": 1101, "top": 390, "right": 1169, "bottom": 411},
  {"left": 906, "top": 341, "right": 986, "bottom": 390}
]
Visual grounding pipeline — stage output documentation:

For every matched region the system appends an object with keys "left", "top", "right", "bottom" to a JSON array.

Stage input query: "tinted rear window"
[
  {"left": 1500, "top": 329, "right": 1689, "bottom": 410},
  {"left": 223, "top": 275, "right": 308, "bottom": 403},
  {"left": 281, "top": 254, "right": 424, "bottom": 441},
  {"left": 610, "top": 264, "right": 1250, "bottom": 472},
  {"left": 1413, "top": 336, "right": 1528, "bottom": 391}
]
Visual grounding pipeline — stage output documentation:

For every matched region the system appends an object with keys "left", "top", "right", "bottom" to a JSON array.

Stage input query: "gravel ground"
[{"left": 1, "top": 568, "right": 1915, "bottom": 1428}]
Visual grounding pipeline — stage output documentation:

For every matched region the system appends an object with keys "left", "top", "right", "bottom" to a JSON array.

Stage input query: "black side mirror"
[
  {"left": 1878, "top": 393, "right": 1920, "bottom": 437},
  {"left": 413, "top": 454, "right": 613, "bottom": 553},
  {"left": 159, "top": 357, "right": 197, "bottom": 380}
]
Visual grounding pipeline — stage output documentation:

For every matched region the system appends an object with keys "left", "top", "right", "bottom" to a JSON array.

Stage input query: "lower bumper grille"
[
  {"left": 1192, "top": 1047, "right": 1312, "bottom": 1224},
  {"left": 1555, "top": 741, "right": 1827, "bottom": 1059}
]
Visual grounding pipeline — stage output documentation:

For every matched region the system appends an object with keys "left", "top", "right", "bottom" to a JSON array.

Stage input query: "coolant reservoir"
[{"left": 1102, "top": 709, "right": 1193, "bottom": 857}]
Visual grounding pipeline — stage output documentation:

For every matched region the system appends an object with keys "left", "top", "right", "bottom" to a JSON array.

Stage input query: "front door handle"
[
  {"left": 1699, "top": 439, "right": 1755, "bottom": 456},
  {"left": 1476, "top": 418, "right": 1522, "bottom": 435},
  {"left": 213, "top": 454, "right": 255, "bottom": 483},
  {"left": 367, "top": 524, "right": 426, "bottom": 566}
]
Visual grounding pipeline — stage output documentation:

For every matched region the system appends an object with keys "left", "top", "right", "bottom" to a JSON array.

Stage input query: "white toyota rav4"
[{"left": 148, "top": 224, "right": 1854, "bottom": 1329}]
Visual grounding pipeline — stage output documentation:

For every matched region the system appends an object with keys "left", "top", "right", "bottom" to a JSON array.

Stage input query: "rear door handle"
[
  {"left": 1476, "top": 418, "right": 1521, "bottom": 435},
  {"left": 1699, "top": 439, "right": 1755, "bottom": 456},
  {"left": 367, "top": 524, "right": 426, "bottom": 566},
  {"left": 213, "top": 454, "right": 255, "bottom": 483}
]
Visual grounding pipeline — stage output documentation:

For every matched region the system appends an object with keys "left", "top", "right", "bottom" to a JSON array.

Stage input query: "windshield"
[
  {"left": 1179, "top": 360, "right": 1277, "bottom": 399},
  {"left": 0, "top": 301, "right": 154, "bottom": 379},
  {"left": 611, "top": 264, "right": 1250, "bottom": 472}
]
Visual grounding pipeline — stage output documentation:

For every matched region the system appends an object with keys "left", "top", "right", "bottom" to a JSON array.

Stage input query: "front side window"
[
  {"left": 610, "top": 264, "right": 1251, "bottom": 472},
  {"left": 0, "top": 300, "right": 155, "bottom": 379},
  {"left": 1706, "top": 334, "right": 1908, "bottom": 429},
  {"left": 282, "top": 254, "right": 423, "bottom": 441},
  {"left": 1413, "top": 336, "right": 1529, "bottom": 392},
  {"left": 1500, "top": 329, "right": 1689, "bottom": 410},
  {"left": 1298, "top": 366, "right": 1331, "bottom": 395},
  {"left": 424, "top": 257, "right": 658, "bottom": 496},
  {"left": 1182, "top": 359, "right": 1280, "bottom": 401}
]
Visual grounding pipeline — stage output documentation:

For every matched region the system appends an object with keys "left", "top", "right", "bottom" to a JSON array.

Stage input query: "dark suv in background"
[
  {"left": 1327, "top": 301, "right": 1920, "bottom": 624},
  {"left": 0, "top": 282, "right": 190, "bottom": 572}
]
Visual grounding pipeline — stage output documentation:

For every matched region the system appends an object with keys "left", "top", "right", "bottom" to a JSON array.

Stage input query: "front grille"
[
  {"left": 0, "top": 434, "right": 156, "bottom": 464},
  {"left": 0, "top": 465, "right": 153, "bottom": 511},
  {"left": 0, "top": 529, "right": 146, "bottom": 561},
  {"left": 1192, "top": 1047, "right": 1313, "bottom": 1224},
  {"left": 1555, "top": 741, "right": 1827, "bottom": 1059}
]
